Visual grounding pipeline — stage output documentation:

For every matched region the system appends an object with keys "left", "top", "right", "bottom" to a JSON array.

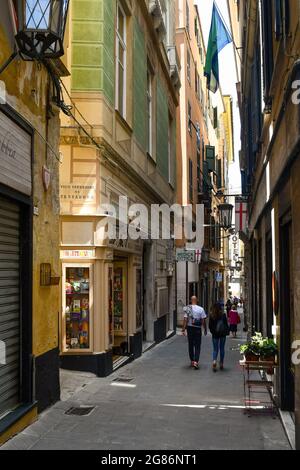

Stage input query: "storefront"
[
  {"left": 0, "top": 106, "right": 33, "bottom": 431},
  {"left": 60, "top": 242, "right": 144, "bottom": 376}
]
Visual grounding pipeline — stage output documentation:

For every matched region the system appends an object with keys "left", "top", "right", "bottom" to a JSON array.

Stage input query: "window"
[
  {"left": 147, "top": 66, "right": 154, "bottom": 156},
  {"left": 197, "top": 148, "right": 202, "bottom": 194},
  {"left": 186, "top": 1, "right": 190, "bottom": 35},
  {"left": 168, "top": 115, "right": 174, "bottom": 186},
  {"left": 260, "top": 0, "right": 274, "bottom": 104},
  {"left": 116, "top": 2, "right": 127, "bottom": 118},
  {"left": 210, "top": 217, "right": 216, "bottom": 249},
  {"left": 64, "top": 266, "right": 91, "bottom": 351},
  {"left": 189, "top": 159, "right": 193, "bottom": 202},
  {"left": 274, "top": 0, "right": 290, "bottom": 40},
  {"left": 188, "top": 101, "right": 192, "bottom": 134},
  {"left": 217, "top": 158, "right": 222, "bottom": 189},
  {"left": 213, "top": 106, "right": 218, "bottom": 129},
  {"left": 187, "top": 49, "right": 191, "bottom": 83},
  {"left": 206, "top": 145, "right": 216, "bottom": 172},
  {"left": 163, "top": 0, "right": 171, "bottom": 46},
  {"left": 195, "top": 69, "right": 200, "bottom": 100},
  {"left": 136, "top": 269, "right": 142, "bottom": 330}
]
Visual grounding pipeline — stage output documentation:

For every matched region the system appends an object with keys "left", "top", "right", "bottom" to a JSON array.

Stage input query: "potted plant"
[
  {"left": 240, "top": 342, "right": 260, "bottom": 362},
  {"left": 259, "top": 338, "right": 278, "bottom": 363}
]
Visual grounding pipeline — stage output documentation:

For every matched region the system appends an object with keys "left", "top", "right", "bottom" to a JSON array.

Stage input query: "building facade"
[
  {"left": 59, "top": 0, "right": 180, "bottom": 376},
  {"left": 229, "top": 0, "right": 300, "bottom": 449},
  {"left": 0, "top": 3, "right": 62, "bottom": 443},
  {"left": 175, "top": 0, "right": 230, "bottom": 318}
]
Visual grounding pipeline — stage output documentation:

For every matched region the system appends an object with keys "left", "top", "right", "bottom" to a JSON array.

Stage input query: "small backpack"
[{"left": 216, "top": 316, "right": 229, "bottom": 336}]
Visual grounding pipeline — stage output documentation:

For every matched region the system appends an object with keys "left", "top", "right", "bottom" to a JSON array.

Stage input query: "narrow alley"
[
  {"left": 1, "top": 332, "right": 290, "bottom": 451},
  {"left": 1, "top": 0, "right": 300, "bottom": 453}
]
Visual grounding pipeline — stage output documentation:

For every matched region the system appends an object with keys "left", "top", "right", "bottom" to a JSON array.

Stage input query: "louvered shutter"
[{"left": 0, "top": 197, "right": 20, "bottom": 416}]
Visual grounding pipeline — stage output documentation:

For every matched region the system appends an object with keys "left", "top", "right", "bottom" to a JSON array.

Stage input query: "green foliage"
[{"left": 240, "top": 332, "right": 278, "bottom": 358}]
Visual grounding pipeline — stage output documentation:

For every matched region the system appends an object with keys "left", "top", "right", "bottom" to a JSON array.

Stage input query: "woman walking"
[
  {"left": 228, "top": 304, "right": 240, "bottom": 338},
  {"left": 209, "top": 303, "right": 229, "bottom": 372}
]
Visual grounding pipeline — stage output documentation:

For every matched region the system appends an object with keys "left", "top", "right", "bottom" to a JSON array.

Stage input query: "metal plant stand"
[{"left": 240, "top": 360, "right": 279, "bottom": 417}]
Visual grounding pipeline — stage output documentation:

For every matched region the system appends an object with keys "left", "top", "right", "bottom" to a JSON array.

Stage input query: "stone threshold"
[{"left": 279, "top": 410, "right": 295, "bottom": 450}]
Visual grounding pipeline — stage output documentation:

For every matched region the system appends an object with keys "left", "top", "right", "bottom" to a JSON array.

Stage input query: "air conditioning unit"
[{"left": 167, "top": 46, "right": 181, "bottom": 89}]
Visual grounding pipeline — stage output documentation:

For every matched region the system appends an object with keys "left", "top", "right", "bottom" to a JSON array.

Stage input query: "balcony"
[{"left": 167, "top": 46, "right": 181, "bottom": 90}]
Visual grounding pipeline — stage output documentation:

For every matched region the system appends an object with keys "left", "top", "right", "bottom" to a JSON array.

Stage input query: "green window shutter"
[
  {"left": 206, "top": 145, "right": 216, "bottom": 172},
  {"left": 133, "top": 19, "right": 147, "bottom": 149},
  {"left": 217, "top": 158, "right": 222, "bottom": 189},
  {"left": 71, "top": 0, "right": 114, "bottom": 102},
  {"left": 213, "top": 107, "right": 218, "bottom": 129},
  {"left": 203, "top": 161, "right": 211, "bottom": 192},
  {"left": 171, "top": 118, "right": 177, "bottom": 188},
  {"left": 156, "top": 79, "right": 169, "bottom": 180}
]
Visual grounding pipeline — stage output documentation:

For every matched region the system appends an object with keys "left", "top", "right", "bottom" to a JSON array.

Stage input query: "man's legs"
[
  {"left": 194, "top": 328, "right": 202, "bottom": 364},
  {"left": 187, "top": 326, "right": 195, "bottom": 362}
]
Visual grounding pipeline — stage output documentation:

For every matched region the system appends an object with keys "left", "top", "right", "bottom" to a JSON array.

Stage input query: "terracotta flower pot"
[
  {"left": 244, "top": 353, "right": 259, "bottom": 362},
  {"left": 260, "top": 355, "right": 275, "bottom": 363},
  {"left": 260, "top": 355, "right": 276, "bottom": 373}
]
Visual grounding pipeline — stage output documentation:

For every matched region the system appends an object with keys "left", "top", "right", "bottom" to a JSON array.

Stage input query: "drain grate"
[
  {"left": 65, "top": 406, "right": 95, "bottom": 416},
  {"left": 113, "top": 377, "right": 134, "bottom": 383}
]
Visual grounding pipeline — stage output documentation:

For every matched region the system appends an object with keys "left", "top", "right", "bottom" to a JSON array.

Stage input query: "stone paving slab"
[{"left": 1, "top": 332, "right": 291, "bottom": 450}]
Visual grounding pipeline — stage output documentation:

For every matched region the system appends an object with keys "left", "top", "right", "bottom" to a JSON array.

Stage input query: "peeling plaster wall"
[{"left": 0, "top": 14, "right": 60, "bottom": 361}]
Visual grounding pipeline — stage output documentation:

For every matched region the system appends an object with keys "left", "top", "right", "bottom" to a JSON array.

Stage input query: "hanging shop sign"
[
  {"left": 61, "top": 250, "right": 96, "bottom": 259},
  {"left": 231, "top": 277, "right": 242, "bottom": 284},
  {"left": 0, "top": 110, "right": 32, "bottom": 195},
  {"left": 176, "top": 250, "right": 196, "bottom": 263}
]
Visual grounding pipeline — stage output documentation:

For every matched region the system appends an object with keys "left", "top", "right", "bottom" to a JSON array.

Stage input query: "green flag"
[{"left": 204, "top": 4, "right": 232, "bottom": 93}]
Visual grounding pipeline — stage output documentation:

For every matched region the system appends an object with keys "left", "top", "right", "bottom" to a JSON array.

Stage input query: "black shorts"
[{"left": 230, "top": 324, "right": 237, "bottom": 333}]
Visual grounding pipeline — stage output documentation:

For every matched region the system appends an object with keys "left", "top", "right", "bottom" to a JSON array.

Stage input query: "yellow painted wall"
[
  {"left": 0, "top": 407, "right": 37, "bottom": 446},
  {"left": 0, "top": 23, "right": 60, "bottom": 359},
  {"left": 222, "top": 96, "right": 234, "bottom": 163}
]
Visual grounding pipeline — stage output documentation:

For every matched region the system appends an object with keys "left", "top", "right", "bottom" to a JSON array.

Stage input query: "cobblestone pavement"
[{"left": 1, "top": 331, "right": 291, "bottom": 450}]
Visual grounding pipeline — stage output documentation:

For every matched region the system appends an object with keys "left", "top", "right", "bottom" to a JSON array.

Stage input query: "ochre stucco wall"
[{"left": 0, "top": 24, "right": 60, "bottom": 359}]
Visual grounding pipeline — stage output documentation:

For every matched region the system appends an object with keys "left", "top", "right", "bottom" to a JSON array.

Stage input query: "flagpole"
[{"left": 213, "top": 0, "right": 242, "bottom": 63}]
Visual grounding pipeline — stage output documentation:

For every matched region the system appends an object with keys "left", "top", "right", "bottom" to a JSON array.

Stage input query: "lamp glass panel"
[
  {"left": 50, "top": 0, "right": 61, "bottom": 33},
  {"left": 25, "top": 0, "right": 51, "bottom": 30}
]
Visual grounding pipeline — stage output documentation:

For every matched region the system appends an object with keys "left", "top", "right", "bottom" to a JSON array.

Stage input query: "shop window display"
[
  {"left": 65, "top": 267, "right": 90, "bottom": 349},
  {"left": 108, "top": 267, "right": 114, "bottom": 346},
  {"left": 113, "top": 267, "right": 124, "bottom": 332},
  {"left": 136, "top": 269, "right": 142, "bottom": 330}
]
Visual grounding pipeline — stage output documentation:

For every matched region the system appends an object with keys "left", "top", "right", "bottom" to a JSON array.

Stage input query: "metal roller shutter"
[{"left": 0, "top": 196, "right": 20, "bottom": 417}]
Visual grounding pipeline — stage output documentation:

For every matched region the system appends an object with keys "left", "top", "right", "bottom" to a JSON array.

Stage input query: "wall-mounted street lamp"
[
  {"left": 218, "top": 203, "right": 234, "bottom": 231},
  {"left": 15, "top": 0, "right": 70, "bottom": 60},
  {"left": 0, "top": 1, "right": 70, "bottom": 114}
]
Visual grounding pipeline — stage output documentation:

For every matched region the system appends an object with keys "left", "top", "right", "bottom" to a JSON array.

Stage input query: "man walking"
[{"left": 182, "top": 296, "right": 207, "bottom": 369}]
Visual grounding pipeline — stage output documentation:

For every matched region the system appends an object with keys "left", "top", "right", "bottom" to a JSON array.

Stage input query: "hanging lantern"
[
  {"left": 14, "top": 0, "right": 70, "bottom": 60},
  {"left": 218, "top": 203, "right": 234, "bottom": 231}
]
